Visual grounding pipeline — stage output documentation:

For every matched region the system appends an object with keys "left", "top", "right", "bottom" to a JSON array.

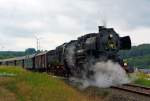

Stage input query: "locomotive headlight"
[
  {"left": 109, "top": 34, "right": 113, "bottom": 38},
  {"left": 124, "top": 62, "right": 128, "bottom": 66}
]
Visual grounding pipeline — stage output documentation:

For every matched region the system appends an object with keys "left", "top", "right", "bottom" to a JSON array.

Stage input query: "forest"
[
  {"left": 119, "top": 44, "right": 150, "bottom": 69},
  {"left": 0, "top": 48, "right": 36, "bottom": 59}
]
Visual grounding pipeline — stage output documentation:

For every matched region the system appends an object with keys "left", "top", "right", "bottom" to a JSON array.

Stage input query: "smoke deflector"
[{"left": 120, "top": 36, "right": 131, "bottom": 50}]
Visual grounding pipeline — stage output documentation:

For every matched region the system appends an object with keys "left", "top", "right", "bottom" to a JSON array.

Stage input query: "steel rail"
[{"left": 111, "top": 84, "right": 150, "bottom": 97}]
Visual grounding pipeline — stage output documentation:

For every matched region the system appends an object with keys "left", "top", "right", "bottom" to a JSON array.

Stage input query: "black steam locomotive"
[{"left": 0, "top": 26, "right": 132, "bottom": 78}]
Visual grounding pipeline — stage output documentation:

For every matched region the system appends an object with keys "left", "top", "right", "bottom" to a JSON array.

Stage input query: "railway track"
[
  {"left": 111, "top": 84, "right": 150, "bottom": 96},
  {"left": 51, "top": 75, "right": 150, "bottom": 97},
  {"left": 51, "top": 75, "right": 150, "bottom": 100}
]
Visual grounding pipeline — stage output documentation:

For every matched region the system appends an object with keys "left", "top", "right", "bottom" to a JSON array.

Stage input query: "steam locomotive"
[{"left": 0, "top": 26, "right": 132, "bottom": 78}]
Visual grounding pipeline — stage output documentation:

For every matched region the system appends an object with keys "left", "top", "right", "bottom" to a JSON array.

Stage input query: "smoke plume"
[{"left": 70, "top": 60, "right": 130, "bottom": 89}]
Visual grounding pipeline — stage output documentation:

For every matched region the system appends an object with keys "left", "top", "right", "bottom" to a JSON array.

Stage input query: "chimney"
[{"left": 98, "top": 26, "right": 105, "bottom": 32}]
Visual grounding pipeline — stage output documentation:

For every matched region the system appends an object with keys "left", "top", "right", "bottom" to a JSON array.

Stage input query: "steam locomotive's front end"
[
  {"left": 96, "top": 26, "right": 132, "bottom": 72},
  {"left": 96, "top": 27, "right": 119, "bottom": 59}
]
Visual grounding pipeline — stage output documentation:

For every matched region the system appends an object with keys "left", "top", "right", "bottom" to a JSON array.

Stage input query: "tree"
[{"left": 25, "top": 48, "right": 36, "bottom": 55}]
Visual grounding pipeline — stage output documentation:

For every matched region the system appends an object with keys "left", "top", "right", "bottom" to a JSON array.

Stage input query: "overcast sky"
[{"left": 0, "top": 0, "right": 150, "bottom": 51}]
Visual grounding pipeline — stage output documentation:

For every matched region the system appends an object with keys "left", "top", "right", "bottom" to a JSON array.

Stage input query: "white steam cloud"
[{"left": 70, "top": 60, "right": 130, "bottom": 88}]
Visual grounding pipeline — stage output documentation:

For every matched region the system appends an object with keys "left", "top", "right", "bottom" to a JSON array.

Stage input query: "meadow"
[
  {"left": 0, "top": 66, "right": 104, "bottom": 101},
  {"left": 133, "top": 72, "right": 150, "bottom": 87},
  {"left": 1, "top": 65, "right": 149, "bottom": 101}
]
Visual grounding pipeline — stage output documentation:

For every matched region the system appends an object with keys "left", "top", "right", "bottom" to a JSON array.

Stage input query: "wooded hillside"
[{"left": 119, "top": 44, "right": 150, "bottom": 69}]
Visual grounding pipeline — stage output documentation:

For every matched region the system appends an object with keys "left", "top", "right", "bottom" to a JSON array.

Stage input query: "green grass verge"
[
  {"left": 0, "top": 66, "right": 95, "bottom": 101},
  {"left": 131, "top": 72, "right": 150, "bottom": 87}
]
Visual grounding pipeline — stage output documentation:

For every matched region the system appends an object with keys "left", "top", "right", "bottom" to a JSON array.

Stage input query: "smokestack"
[{"left": 98, "top": 26, "right": 105, "bottom": 32}]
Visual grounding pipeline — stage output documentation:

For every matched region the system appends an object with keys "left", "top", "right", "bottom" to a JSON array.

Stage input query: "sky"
[{"left": 0, "top": 0, "right": 150, "bottom": 51}]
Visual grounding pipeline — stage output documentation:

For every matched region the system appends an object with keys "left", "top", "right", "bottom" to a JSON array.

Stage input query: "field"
[
  {"left": 2, "top": 65, "right": 150, "bottom": 101},
  {"left": 133, "top": 72, "right": 150, "bottom": 87},
  {"left": 0, "top": 66, "right": 105, "bottom": 101}
]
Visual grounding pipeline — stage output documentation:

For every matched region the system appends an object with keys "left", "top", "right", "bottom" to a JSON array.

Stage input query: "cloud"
[{"left": 0, "top": 0, "right": 149, "bottom": 51}]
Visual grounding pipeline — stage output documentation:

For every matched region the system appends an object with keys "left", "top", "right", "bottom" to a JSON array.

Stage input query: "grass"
[
  {"left": 131, "top": 72, "right": 150, "bottom": 87},
  {"left": 0, "top": 66, "right": 103, "bottom": 101}
]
